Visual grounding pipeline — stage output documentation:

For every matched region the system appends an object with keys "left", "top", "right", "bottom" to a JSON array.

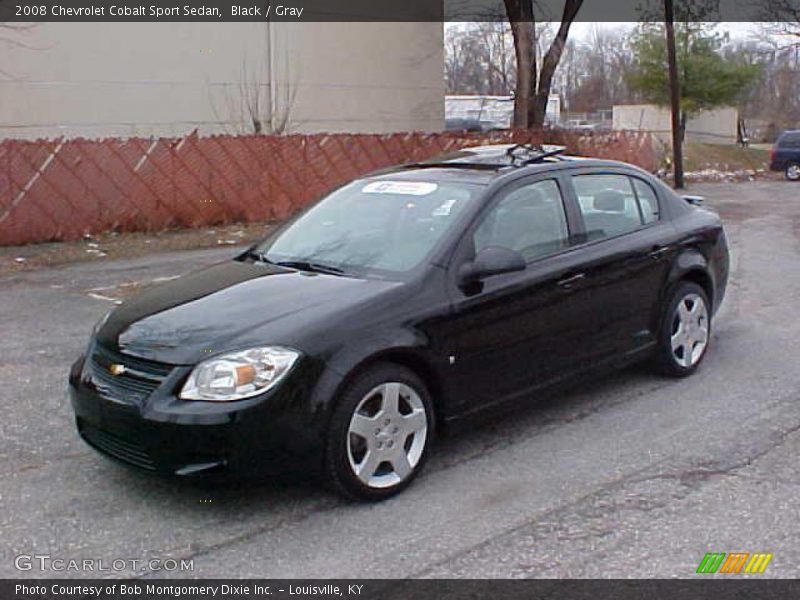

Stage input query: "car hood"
[{"left": 97, "top": 261, "right": 400, "bottom": 365}]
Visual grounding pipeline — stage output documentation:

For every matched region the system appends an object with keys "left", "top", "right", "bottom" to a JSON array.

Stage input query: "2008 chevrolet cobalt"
[{"left": 68, "top": 145, "right": 729, "bottom": 500}]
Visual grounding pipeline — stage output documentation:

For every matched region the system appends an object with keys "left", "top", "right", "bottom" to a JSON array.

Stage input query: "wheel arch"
[
  {"left": 665, "top": 248, "right": 715, "bottom": 309},
  {"left": 326, "top": 347, "right": 448, "bottom": 433}
]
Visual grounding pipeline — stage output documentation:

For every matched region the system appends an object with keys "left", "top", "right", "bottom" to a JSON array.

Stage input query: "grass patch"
[{"left": 682, "top": 143, "right": 770, "bottom": 173}]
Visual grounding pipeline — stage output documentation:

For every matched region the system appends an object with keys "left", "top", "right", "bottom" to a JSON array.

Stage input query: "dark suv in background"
[{"left": 770, "top": 130, "right": 800, "bottom": 181}]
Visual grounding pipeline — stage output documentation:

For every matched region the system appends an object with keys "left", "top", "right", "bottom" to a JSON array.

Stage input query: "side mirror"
[{"left": 459, "top": 246, "right": 526, "bottom": 286}]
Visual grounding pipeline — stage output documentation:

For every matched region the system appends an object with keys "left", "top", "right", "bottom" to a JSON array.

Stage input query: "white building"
[
  {"left": 612, "top": 104, "right": 739, "bottom": 145},
  {"left": 0, "top": 23, "right": 444, "bottom": 139},
  {"left": 445, "top": 94, "right": 562, "bottom": 129}
]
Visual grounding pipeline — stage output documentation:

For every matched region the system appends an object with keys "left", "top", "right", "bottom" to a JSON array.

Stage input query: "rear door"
[{"left": 562, "top": 170, "right": 677, "bottom": 358}]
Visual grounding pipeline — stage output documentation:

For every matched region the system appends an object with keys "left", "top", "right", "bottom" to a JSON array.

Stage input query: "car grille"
[
  {"left": 86, "top": 346, "right": 174, "bottom": 405},
  {"left": 78, "top": 420, "right": 157, "bottom": 471}
]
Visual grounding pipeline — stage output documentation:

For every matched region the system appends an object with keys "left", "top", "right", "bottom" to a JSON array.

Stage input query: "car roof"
[{"left": 364, "top": 144, "right": 637, "bottom": 185}]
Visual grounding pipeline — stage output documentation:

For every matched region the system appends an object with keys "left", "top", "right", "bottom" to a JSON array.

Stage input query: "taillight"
[{"left": 770, "top": 147, "right": 776, "bottom": 162}]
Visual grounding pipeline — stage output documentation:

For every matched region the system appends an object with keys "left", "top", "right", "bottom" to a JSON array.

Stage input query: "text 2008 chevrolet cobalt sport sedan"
[{"left": 69, "top": 145, "right": 729, "bottom": 501}]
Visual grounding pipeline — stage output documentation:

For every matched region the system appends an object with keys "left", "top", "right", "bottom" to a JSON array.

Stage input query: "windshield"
[{"left": 255, "top": 178, "right": 481, "bottom": 277}]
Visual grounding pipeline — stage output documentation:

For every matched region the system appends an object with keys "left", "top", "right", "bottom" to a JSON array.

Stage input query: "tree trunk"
[
  {"left": 528, "top": 0, "right": 584, "bottom": 127},
  {"left": 504, "top": 0, "right": 534, "bottom": 128}
]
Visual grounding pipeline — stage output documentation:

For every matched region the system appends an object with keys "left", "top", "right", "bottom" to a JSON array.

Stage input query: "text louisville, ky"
[{"left": 17, "top": 583, "right": 365, "bottom": 597}]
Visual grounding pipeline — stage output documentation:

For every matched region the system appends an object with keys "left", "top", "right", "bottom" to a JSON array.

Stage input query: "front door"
[{"left": 440, "top": 176, "right": 596, "bottom": 415}]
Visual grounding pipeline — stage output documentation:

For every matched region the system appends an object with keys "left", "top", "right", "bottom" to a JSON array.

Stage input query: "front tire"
[
  {"left": 786, "top": 164, "right": 800, "bottom": 181},
  {"left": 324, "top": 363, "right": 434, "bottom": 501},
  {"left": 653, "top": 282, "right": 711, "bottom": 377}
]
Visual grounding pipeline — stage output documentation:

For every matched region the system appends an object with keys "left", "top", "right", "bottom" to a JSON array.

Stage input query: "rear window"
[{"left": 778, "top": 132, "right": 800, "bottom": 148}]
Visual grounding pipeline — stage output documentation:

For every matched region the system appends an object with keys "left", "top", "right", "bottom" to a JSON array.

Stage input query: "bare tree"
[
  {"left": 503, "top": 1, "right": 534, "bottom": 126},
  {"left": 755, "top": 2, "right": 800, "bottom": 49},
  {"left": 737, "top": 32, "right": 800, "bottom": 137},
  {"left": 503, "top": 0, "right": 584, "bottom": 127},
  {"left": 240, "top": 61, "right": 298, "bottom": 135},
  {"left": 480, "top": 21, "right": 516, "bottom": 94},
  {"left": 561, "top": 25, "right": 637, "bottom": 113},
  {"left": 445, "top": 23, "right": 515, "bottom": 95},
  {"left": 529, "top": 2, "right": 583, "bottom": 126},
  {"left": 210, "top": 24, "right": 298, "bottom": 136}
]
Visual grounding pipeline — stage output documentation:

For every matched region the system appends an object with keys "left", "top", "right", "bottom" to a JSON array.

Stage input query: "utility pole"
[
  {"left": 265, "top": 20, "right": 275, "bottom": 133},
  {"left": 664, "top": 0, "right": 684, "bottom": 188}
]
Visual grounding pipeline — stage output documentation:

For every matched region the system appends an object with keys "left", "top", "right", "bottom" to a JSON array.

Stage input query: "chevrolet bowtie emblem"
[{"left": 109, "top": 363, "right": 126, "bottom": 376}]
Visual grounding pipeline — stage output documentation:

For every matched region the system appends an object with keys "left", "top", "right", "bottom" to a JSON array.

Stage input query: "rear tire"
[
  {"left": 653, "top": 282, "right": 711, "bottom": 377},
  {"left": 324, "top": 363, "right": 434, "bottom": 501},
  {"left": 786, "top": 164, "right": 800, "bottom": 181}
]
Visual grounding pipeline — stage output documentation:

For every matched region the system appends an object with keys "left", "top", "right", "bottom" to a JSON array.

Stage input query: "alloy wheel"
[
  {"left": 670, "top": 293, "right": 709, "bottom": 368},
  {"left": 346, "top": 382, "right": 428, "bottom": 489},
  {"left": 787, "top": 164, "right": 800, "bottom": 181}
]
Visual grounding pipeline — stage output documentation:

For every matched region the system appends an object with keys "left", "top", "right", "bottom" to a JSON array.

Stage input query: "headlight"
[{"left": 179, "top": 346, "right": 300, "bottom": 402}]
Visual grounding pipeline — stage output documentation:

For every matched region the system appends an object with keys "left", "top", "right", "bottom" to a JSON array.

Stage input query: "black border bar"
[
  {"left": 4, "top": 579, "right": 800, "bottom": 600},
  {"left": 0, "top": 0, "right": 794, "bottom": 22}
]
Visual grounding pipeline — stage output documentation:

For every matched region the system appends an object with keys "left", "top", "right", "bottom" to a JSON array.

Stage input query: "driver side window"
[{"left": 474, "top": 179, "right": 570, "bottom": 263}]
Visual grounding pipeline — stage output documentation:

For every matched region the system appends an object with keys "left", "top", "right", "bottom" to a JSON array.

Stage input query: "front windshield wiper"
[
  {"left": 242, "top": 249, "right": 346, "bottom": 276},
  {"left": 273, "top": 260, "right": 346, "bottom": 276}
]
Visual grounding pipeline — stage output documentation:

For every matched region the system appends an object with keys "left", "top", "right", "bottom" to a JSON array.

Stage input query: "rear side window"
[
  {"left": 572, "top": 174, "right": 646, "bottom": 240},
  {"left": 779, "top": 132, "right": 800, "bottom": 148}
]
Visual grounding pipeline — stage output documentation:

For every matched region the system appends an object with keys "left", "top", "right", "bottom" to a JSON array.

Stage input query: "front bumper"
[{"left": 68, "top": 348, "right": 331, "bottom": 478}]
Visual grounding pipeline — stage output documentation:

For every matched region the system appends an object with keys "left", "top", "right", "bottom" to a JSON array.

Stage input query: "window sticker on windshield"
[
  {"left": 362, "top": 181, "right": 438, "bottom": 196},
  {"left": 432, "top": 199, "right": 457, "bottom": 216}
]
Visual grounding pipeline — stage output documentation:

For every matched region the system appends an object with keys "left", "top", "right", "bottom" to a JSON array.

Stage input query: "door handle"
[
  {"left": 648, "top": 246, "right": 669, "bottom": 259},
  {"left": 556, "top": 273, "right": 586, "bottom": 289}
]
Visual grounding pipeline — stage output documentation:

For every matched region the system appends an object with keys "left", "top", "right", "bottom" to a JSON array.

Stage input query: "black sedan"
[{"left": 68, "top": 145, "right": 729, "bottom": 501}]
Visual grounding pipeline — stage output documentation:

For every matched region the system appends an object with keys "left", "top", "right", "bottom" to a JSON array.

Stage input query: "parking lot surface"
[{"left": 1, "top": 180, "right": 799, "bottom": 578}]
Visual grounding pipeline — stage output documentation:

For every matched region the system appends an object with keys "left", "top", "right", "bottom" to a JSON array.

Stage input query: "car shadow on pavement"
[
  {"left": 431, "top": 363, "right": 668, "bottom": 473},
  {"left": 81, "top": 363, "right": 671, "bottom": 510}
]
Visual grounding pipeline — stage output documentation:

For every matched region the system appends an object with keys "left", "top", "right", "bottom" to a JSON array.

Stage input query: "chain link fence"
[{"left": 0, "top": 129, "right": 655, "bottom": 246}]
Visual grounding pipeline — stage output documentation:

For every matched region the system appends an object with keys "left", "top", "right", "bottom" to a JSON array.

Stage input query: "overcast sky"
[
  {"left": 569, "top": 21, "right": 755, "bottom": 39},
  {"left": 446, "top": 21, "right": 759, "bottom": 41}
]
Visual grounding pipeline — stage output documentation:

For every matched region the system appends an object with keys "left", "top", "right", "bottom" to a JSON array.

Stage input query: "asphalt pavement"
[{"left": 1, "top": 180, "right": 799, "bottom": 579}]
